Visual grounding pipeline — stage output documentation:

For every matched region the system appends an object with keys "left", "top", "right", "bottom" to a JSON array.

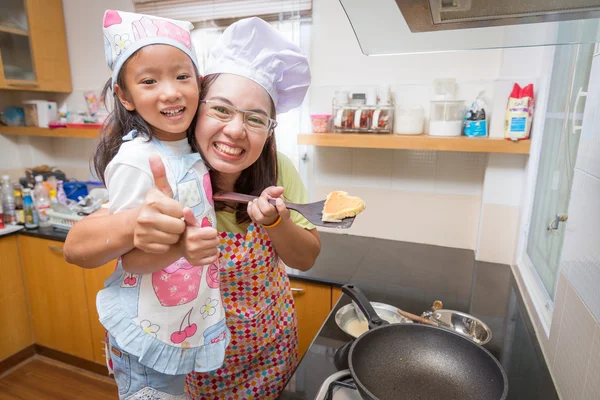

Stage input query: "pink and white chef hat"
[{"left": 102, "top": 9, "right": 199, "bottom": 88}]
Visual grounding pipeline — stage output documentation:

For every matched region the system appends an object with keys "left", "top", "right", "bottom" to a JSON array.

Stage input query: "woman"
[{"left": 64, "top": 17, "right": 320, "bottom": 399}]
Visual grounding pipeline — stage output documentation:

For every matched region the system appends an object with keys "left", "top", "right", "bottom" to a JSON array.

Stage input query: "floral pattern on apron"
[{"left": 185, "top": 223, "right": 298, "bottom": 399}]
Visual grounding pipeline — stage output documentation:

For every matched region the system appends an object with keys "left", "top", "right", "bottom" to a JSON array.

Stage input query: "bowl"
[
  {"left": 335, "top": 301, "right": 412, "bottom": 339},
  {"left": 424, "top": 309, "right": 492, "bottom": 345}
]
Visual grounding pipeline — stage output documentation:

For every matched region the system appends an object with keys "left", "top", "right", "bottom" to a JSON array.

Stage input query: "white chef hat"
[
  {"left": 204, "top": 17, "right": 310, "bottom": 114},
  {"left": 102, "top": 10, "right": 199, "bottom": 88}
]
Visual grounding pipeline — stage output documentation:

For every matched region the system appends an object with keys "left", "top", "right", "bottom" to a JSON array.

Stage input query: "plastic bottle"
[
  {"left": 50, "top": 189, "right": 57, "bottom": 206},
  {"left": 1, "top": 175, "right": 17, "bottom": 225},
  {"left": 0, "top": 195, "right": 4, "bottom": 229},
  {"left": 23, "top": 188, "right": 38, "bottom": 229},
  {"left": 56, "top": 180, "right": 68, "bottom": 205},
  {"left": 13, "top": 184, "right": 25, "bottom": 225},
  {"left": 34, "top": 175, "right": 51, "bottom": 227}
]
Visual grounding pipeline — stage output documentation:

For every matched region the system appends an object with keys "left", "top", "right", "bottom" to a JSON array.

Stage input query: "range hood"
[
  {"left": 339, "top": 0, "right": 600, "bottom": 55},
  {"left": 398, "top": 0, "right": 600, "bottom": 32}
]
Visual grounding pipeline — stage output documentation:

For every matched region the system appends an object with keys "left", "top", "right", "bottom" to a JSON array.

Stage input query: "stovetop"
[
  {"left": 279, "top": 234, "right": 559, "bottom": 400},
  {"left": 315, "top": 370, "right": 360, "bottom": 400}
]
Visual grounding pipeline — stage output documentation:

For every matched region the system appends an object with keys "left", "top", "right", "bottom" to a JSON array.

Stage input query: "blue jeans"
[{"left": 107, "top": 335, "right": 187, "bottom": 399}]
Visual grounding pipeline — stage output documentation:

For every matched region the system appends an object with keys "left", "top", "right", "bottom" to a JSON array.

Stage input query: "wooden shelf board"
[
  {"left": 298, "top": 133, "right": 531, "bottom": 154},
  {"left": 0, "top": 26, "right": 29, "bottom": 36},
  {"left": 0, "top": 126, "right": 99, "bottom": 139}
]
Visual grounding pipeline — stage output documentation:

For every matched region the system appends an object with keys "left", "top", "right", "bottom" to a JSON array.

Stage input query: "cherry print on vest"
[
  {"left": 170, "top": 307, "right": 197, "bottom": 344},
  {"left": 152, "top": 259, "right": 202, "bottom": 307},
  {"left": 121, "top": 272, "right": 138, "bottom": 287},
  {"left": 119, "top": 271, "right": 141, "bottom": 319}
]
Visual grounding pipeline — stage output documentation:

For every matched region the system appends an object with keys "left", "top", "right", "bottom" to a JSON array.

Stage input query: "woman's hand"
[
  {"left": 134, "top": 155, "right": 186, "bottom": 253},
  {"left": 247, "top": 186, "right": 290, "bottom": 226},
  {"left": 179, "top": 208, "right": 220, "bottom": 266}
]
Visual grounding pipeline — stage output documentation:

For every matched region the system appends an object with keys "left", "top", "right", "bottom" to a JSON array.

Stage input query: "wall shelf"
[
  {"left": 0, "top": 126, "right": 99, "bottom": 139},
  {"left": 298, "top": 133, "right": 531, "bottom": 154}
]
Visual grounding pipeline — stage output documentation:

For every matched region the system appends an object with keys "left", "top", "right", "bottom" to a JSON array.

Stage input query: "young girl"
[
  {"left": 65, "top": 17, "right": 320, "bottom": 399},
  {"left": 94, "top": 10, "right": 228, "bottom": 399}
]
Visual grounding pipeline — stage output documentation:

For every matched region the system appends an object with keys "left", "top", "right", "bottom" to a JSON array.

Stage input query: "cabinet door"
[
  {"left": 25, "top": 0, "right": 72, "bottom": 92},
  {"left": 0, "top": 235, "right": 33, "bottom": 360},
  {"left": 331, "top": 286, "right": 343, "bottom": 306},
  {"left": 19, "top": 236, "right": 94, "bottom": 361},
  {"left": 290, "top": 279, "right": 333, "bottom": 359},
  {"left": 83, "top": 261, "right": 117, "bottom": 365},
  {"left": 2, "top": 0, "right": 72, "bottom": 92},
  {"left": 0, "top": 0, "right": 36, "bottom": 86}
]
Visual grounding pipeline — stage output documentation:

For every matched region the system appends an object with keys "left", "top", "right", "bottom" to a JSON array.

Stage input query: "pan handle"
[{"left": 341, "top": 285, "right": 388, "bottom": 330}]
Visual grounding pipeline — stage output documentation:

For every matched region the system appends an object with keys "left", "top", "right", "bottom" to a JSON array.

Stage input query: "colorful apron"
[
  {"left": 185, "top": 223, "right": 298, "bottom": 399},
  {"left": 98, "top": 132, "right": 229, "bottom": 376}
]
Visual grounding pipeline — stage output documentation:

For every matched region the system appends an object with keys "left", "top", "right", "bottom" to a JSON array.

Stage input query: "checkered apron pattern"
[{"left": 185, "top": 223, "right": 298, "bottom": 399}]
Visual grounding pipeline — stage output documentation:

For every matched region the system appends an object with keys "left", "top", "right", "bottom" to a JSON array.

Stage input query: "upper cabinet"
[{"left": 0, "top": 0, "right": 72, "bottom": 93}]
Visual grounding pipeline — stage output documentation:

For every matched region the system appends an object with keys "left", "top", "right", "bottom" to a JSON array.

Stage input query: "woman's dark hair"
[
  {"left": 92, "top": 53, "right": 198, "bottom": 183},
  {"left": 194, "top": 74, "right": 279, "bottom": 225}
]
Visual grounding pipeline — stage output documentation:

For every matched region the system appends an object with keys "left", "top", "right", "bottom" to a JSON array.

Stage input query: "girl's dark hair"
[
  {"left": 92, "top": 54, "right": 198, "bottom": 183},
  {"left": 194, "top": 74, "right": 279, "bottom": 225}
]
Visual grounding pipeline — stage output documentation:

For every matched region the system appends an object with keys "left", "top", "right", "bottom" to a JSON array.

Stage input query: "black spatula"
[{"left": 213, "top": 192, "right": 355, "bottom": 229}]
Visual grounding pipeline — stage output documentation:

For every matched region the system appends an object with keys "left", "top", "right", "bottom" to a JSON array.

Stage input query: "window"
[{"left": 518, "top": 42, "right": 594, "bottom": 330}]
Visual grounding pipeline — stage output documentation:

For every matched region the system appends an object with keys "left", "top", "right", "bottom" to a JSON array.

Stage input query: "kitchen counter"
[
  {"left": 15, "top": 226, "right": 69, "bottom": 242},
  {"left": 280, "top": 233, "right": 558, "bottom": 400}
]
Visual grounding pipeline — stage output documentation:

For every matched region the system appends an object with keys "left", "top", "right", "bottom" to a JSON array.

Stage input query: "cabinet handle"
[
  {"left": 48, "top": 245, "right": 64, "bottom": 254},
  {"left": 7, "top": 82, "right": 39, "bottom": 87},
  {"left": 291, "top": 287, "right": 305, "bottom": 294}
]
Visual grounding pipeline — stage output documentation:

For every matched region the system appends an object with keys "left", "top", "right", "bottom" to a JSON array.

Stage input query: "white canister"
[
  {"left": 394, "top": 107, "right": 424, "bottom": 135},
  {"left": 366, "top": 87, "right": 377, "bottom": 105},
  {"left": 429, "top": 100, "right": 464, "bottom": 137}
]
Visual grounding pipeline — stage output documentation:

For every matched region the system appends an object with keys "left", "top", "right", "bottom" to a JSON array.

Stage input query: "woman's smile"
[{"left": 213, "top": 142, "right": 245, "bottom": 158}]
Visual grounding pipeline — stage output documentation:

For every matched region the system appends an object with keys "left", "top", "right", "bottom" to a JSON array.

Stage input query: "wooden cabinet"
[
  {"left": 331, "top": 286, "right": 343, "bottom": 306},
  {"left": 290, "top": 279, "right": 342, "bottom": 359},
  {"left": 83, "top": 261, "right": 117, "bottom": 365},
  {"left": 18, "top": 236, "right": 94, "bottom": 361},
  {"left": 11, "top": 234, "right": 343, "bottom": 366},
  {"left": 0, "top": 0, "right": 71, "bottom": 92},
  {"left": 0, "top": 235, "right": 33, "bottom": 361}
]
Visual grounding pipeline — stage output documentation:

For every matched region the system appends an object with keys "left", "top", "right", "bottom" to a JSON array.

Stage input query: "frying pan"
[{"left": 336, "top": 285, "right": 508, "bottom": 400}]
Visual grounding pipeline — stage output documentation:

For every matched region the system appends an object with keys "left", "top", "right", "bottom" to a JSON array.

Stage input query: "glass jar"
[
  {"left": 310, "top": 114, "right": 331, "bottom": 133},
  {"left": 429, "top": 100, "right": 464, "bottom": 137}
]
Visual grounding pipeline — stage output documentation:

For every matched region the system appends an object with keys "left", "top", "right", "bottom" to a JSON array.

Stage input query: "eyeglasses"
[{"left": 200, "top": 100, "right": 277, "bottom": 133}]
